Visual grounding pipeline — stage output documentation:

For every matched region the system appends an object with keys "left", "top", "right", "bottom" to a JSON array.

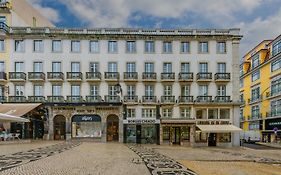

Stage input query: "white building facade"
[{"left": 0, "top": 27, "right": 242, "bottom": 146}]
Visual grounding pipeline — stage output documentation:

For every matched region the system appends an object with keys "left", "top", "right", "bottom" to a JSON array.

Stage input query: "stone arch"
[
  {"left": 106, "top": 114, "right": 119, "bottom": 142},
  {"left": 53, "top": 115, "right": 66, "bottom": 140}
]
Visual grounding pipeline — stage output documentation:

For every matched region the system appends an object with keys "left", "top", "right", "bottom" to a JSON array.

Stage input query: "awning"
[
  {"left": 0, "top": 113, "right": 30, "bottom": 122},
  {"left": 0, "top": 103, "right": 41, "bottom": 117},
  {"left": 197, "top": 125, "right": 242, "bottom": 133}
]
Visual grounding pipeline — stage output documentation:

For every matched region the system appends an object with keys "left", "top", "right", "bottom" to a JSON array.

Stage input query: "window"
[
  {"left": 252, "top": 54, "right": 260, "bottom": 69},
  {"left": 145, "top": 41, "right": 155, "bottom": 53},
  {"left": 162, "top": 108, "right": 172, "bottom": 118},
  {"left": 271, "top": 99, "right": 281, "bottom": 116},
  {"left": 198, "top": 42, "right": 208, "bottom": 53},
  {"left": 271, "top": 59, "right": 281, "bottom": 72},
  {"left": 108, "top": 62, "right": 117, "bottom": 72},
  {"left": 271, "top": 77, "right": 281, "bottom": 96},
  {"left": 240, "top": 109, "right": 244, "bottom": 121},
  {"left": 199, "top": 63, "right": 208, "bottom": 73},
  {"left": 163, "top": 63, "right": 172, "bottom": 73},
  {"left": 0, "top": 40, "right": 4, "bottom": 52},
  {"left": 90, "top": 85, "right": 99, "bottom": 96},
  {"left": 15, "top": 40, "right": 24, "bottom": 52},
  {"left": 208, "top": 109, "right": 218, "bottom": 119},
  {"left": 240, "top": 79, "right": 244, "bottom": 88},
  {"left": 181, "top": 85, "right": 190, "bottom": 96},
  {"left": 52, "top": 40, "right": 62, "bottom": 52},
  {"left": 163, "top": 41, "right": 172, "bottom": 53},
  {"left": 181, "top": 42, "right": 190, "bottom": 53},
  {"left": 33, "top": 40, "right": 43, "bottom": 52},
  {"left": 144, "top": 62, "right": 154, "bottom": 72},
  {"left": 127, "top": 109, "right": 136, "bottom": 118},
  {"left": 52, "top": 85, "right": 62, "bottom": 96},
  {"left": 126, "top": 62, "right": 136, "bottom": 72},
  {"left": 0, "top": 85, "right": 4, "bottom": 96},
  {"left": 251, "top": 87, "right": 260, "bottom": 102},
  {"left": 163, "top": 85, "right": 172, "bottom": 96},
  {"left": 34, "top": 85, "right": 43, "bottom": 96},
  {"left": 249, "top": 122, "right": 260, "bottom": 130},
  {"left": 240, "top": 66, "right": 244, "bottom": 76},
  {"left": 272, "top": 39, "right": 281, "bottom": 56},
  {"left": 251, "top": 105, "right": 260, "bottom": 119},
  {"left": 181, "top": 63, "right": 190, "bottom": 73},
  {"left": 71, "top": 85, "right": 80, "bottom": 96},
  {"left": 220, "top": 109, "right": 230, "bottom": 119},
  {"left": 0, "top": 16, "right": 6, "bottom": 24},
  {"left": 89, "top": 62, "right": 99, "bottom": 72},
  {"left": 15, "top": 85, "right": 24, "bottom": 96},
  {"left": 33, "top": 62, "right": 43, "bottom": 72},
  {"left": 126, "top": 41, "right": 136, "bottom": 53},
  {"left": 127, "top": 85, "right": 136, "bottom": 96},
  {"left": 145, "top": 85, "right": 154, "bottom": 96},
  {"left": 71, "top": 40, "right": 81, "bottom": 52},
  {"left": 89, "top": 41, "right": 99, "bottom": 53},
  {"left": 15, "top": 62, "right": 24, "bottom": 72},
  {"left": 52, "top": 62, "right": 61, "bottom": 72},
  {"left": 251, "top": 70, "right": 260, "bottom": 82},
  {"left": 108, "top": 41, "right": 118, "bottom": 53},
  {"left": 0, "top": 61, "right": 4, "bottom": 72},
  {"left": 142, "top": 108, "right": 156, "bottom": 118},
  {"left": 108, "top": 85, "right": 117, "bottom": 96},
  {"left": 180, "top": 108, "right": 191, "bottom": 118},
  {"left": 217, "top": 42, "right": 226, "bottom": 53},
  {"left": 217, "top": 85, "right": 226, "bottom": 96},
  {"left": 71, "top": 62, "right": 80, "bottom": 72},
  {"left": 217, "top": 63, "right": 226, "bottom": 73},
  {"left": 240, "top": 93, "right": 244, "bottom": 103},
  {"left": 199, "top": 85, "right": 208, "bottom": 96}
]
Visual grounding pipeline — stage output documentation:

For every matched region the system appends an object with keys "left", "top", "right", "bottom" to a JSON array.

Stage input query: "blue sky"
[{"left": 28, "top": 0, "right": 281, "bottom": 56}]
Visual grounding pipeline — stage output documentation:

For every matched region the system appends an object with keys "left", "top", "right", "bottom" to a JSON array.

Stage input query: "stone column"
[
  {"left": 101, "top": 116, "right": 107, "bottom": 143},
  {"left": 159, "top": 124, "right": 163, "bottom": 145},
  {"left": 190, "top": 124, "right": 196, "bottom": 147},
  {"left": 48, "top": 108, "right": 54, "bottom": 140},
  {"left": 119, "top": 116, "right": 123, "bottom": 143},
  {"left": 65, "top": 116, "right": 72, "bottom": 140}
]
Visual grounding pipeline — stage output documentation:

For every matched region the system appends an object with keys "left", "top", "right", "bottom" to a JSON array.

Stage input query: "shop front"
[
  {"left": 262, "top": 118, "right": 281, "bottom": 143},
  {"left": 123, "top": 119, "right": 160, "bottom": 144},
  {"left": 71, "top": 115, "right": 102, "bottom": 140}
]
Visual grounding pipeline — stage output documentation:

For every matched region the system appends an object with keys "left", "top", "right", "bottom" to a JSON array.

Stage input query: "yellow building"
[{"left": 240, "top": 36, "right": 281, "bottom": 143}]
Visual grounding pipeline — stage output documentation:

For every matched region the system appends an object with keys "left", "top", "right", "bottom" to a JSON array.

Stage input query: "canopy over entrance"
[
  {"left": 0, "top": 103, "right": 41, "bottom": 117},
  {"left": 0, "top": 113, "right": 30, "bottom": 122},
  {"left": 197, "top": 125, "right": 242, "bottom": 133}
]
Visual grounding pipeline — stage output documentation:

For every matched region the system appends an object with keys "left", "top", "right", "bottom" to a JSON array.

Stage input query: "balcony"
[
  {"left": 161, "top": 96, "right": 175, "bottom": 104},
  {"left": 8, "top": 96, "right": 27, "bottom": 103},
  {"left": 9, "top": 72, "right": 26, "bottom": 81},
  {"left": 47, "top": 72, "right": 64, "bottom": 81},
  {"left": 248, "top": 113, "right": 262, "bottom": 121},
  {"left": 215, "top": 73, "right": 231, "bottom": 82},
  {"left": 47, "top": 96, "right": 65, "bottom": 103},
  {"left": 105, "top": 95, "right": 120, "bottom": 103},
  {"left": 124, "top": 72, "right": 138, "bottom": 82},
  {"left": 0, "top": 72, "right": 7, "bottom": 82},
  {"left": 142, "top": 72, "right": 157, "bottom": 81},
  {"left": 86, "top": 95, "right": 102, "bottom": 103},
  {"left": 214, "top": 96, "right": 231, "bottom": 102},
  {"left": 28, "top": 72, "right": 45, "bottom": 82},
  {"left": 28, "top": 96, "right": 45, "bottom": 102},
  {"left": 0, "top": 96, "right": 7, "bottom": 102},
  {"left": 178, "top": 73, "right": 193, "bottom": 82},
  {"left": 161, "top": 73, "right": 175, "bottom": 81},
  {"left": 196, "top": 96, "right": 212, "bottom": 102},
  {"left": 86, "top": 72, "right": 101, "bottom": 81},
  {"left": 178, "top": 96, "right": 194, "bottom": 104},
  {"left": 0, "top": 22, "right": 9, "bottom": 33},
  {"left": 67, "top": 72, "right": 83, "bottom": 81},
  {"left": 67, "top": 96, "right": 83, "bottom": 102},
  {"left": 104, "top": 72, "right": 119, "bottom": 81},
  {"left": 266, "top": 111, "right": 281, "bottom": 118},
  {"left": 196, "top": 73, "right": 212, "bottom": 81},
  {"left": 142, "top": 96, "right": 157, "bottom": 103},
  {"left": 124, "top": 95, "right": 138, "bottom": 103}
]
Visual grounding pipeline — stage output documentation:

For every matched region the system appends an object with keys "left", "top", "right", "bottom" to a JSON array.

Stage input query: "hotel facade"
[{"left": 0, "top": 0, "right": 243, "bottom": 147}]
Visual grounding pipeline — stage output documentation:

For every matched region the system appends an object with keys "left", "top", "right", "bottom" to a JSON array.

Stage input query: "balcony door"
[
  {"left": 15, "top": 62, "right": 24, "bottom": 72},
  {"left": 0, "top": 61, "right": 5, "bottom": 72},
  {"left": 34, "top": 62, "right": 43, "bottom": 72},
  {"left": 52, "top": 62, "right": 61, "bottom": 72},
  {"left": 71, "top": 62, "right": 80, "bottom": 72},
  {"left": 145, "top": 62, "right": 154, "bottom": 73}
]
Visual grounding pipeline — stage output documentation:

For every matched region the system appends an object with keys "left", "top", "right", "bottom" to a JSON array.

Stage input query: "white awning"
[
  {"left": 0, "top": 103, "right": 41, "bottom": 117},
  {"left": 0, "top": 113, "right": 30, "bottom": 122},
  {"left": 197, "top": 125, "right": 242, "bottom": 133}
]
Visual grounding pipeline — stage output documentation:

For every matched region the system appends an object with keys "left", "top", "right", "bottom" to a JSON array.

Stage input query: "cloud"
[{"left": 26, "top": 0, "right": 60, "bottom": 23}]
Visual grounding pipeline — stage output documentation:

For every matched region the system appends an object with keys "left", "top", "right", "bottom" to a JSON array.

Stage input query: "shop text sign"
[
  {"left": 72, "top": 115, "right": 101, "bottom": 122},
  {"left": 265, "top": 118, "right": 281, "bottom": 130},
  {"left": 125, "top": 119, "right": 160, "bottom": 124}
]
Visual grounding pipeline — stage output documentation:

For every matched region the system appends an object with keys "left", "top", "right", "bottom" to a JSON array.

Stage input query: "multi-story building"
[
  {"left": 240, "top": 36, "right": 281, "bottom": 143},
  {"left": 0, "top": 0, "right": 243, "bottom": 147}
]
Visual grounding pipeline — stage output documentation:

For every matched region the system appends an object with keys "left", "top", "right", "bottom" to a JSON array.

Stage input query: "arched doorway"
[
  {"left": 53, "top": 115, "right": 66, "bottom": 140},
  {"left": 107, "top": 115, "right": 119, "bottom": 142}
]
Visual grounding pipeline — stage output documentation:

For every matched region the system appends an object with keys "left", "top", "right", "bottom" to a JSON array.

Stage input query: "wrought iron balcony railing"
[
  {"left": 196, "top": 96, "right": 212, "bottom": 102},
  {"left": 28, "top": 72, "right": 45, "bottom": 80},
  {"left": 67, "top": 96, "right": 83, "bottom": 102},
  {"left": 47, "top": 96, "right": 65, "bottom": 103},
  {"left": 124, "top": 72, "right": 138, "bottom": 80},
  {"left": 161, "top": 73, "right": 175, "bottom": 80},
  {"left": 161, "top": 96, "right": 175, "bottom": 103},
  {"left": 9, "top": 96, "right": 27, "bottom": 103},
  {"left": 178, "top": 96, "right": 194, "bottom": 103},
  {"left": 214, "top": 96, "right": 231, "bottom": 102},
  {"left": 196, "top": 73, "right": 212, "bottom": 80},
  {"left": 215, "top": 73, "right": 231, "bottom": 80},
  {"left": 142, "top": 72, "right": 157, "bottom": 80},
  {"left": 28, "top": 96, "right": 45, "bottom": 102},
  {"left": 105, "top": 95, "right": 120, "bottom": 102},
  {"left": 86, "top": 72, "right": 101, "bottom": 80},
  {"left": 9, "top": 72, "right": 26, "bottom": 80},
  {"left": 47, "top": 72, "right": 64, "bottom": 80},
  {"left": 178, "top": 72, "right": 193, "bottom": 81},
  {"left": 0, "top": 72, "right": 7, "bottom": 80},
  {"left": 104, "top": 72, "right": 120, "bottom": 80},
  {"left": 142, "top": 96, "right": 157, "bottom": 103},
  {"left": 124, "top": 95, "right": 138, "bottom": 103},
  {"left": 86, "top": 95, "right": 102, "bottom": 103},
  {"left": 67, "top": 72, "right": 82, "bottom": 80}
]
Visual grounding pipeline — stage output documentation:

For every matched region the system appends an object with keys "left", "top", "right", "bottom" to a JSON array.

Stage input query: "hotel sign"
[{"left": 124, "top": 119, "right": 160, "bottom": 124}]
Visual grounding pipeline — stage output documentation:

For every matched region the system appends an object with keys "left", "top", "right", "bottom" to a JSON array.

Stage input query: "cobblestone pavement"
[{"left": 128, "top": 144, "right": 197, "bottom": 175}]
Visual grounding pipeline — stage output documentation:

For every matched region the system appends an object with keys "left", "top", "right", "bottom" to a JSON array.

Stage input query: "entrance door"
[
  {"left": 107, "top": 115, "right": 119, "bottom": 142},
  {"left": 173, "top": 127, "right": 181, "bottom": 145},
  {"left": 136, "top": 125, "right": 141, "bottom": 144},
  {"left": 53, "top": 115, "right": 66, "bottom": 140},
  {"left": 208, "top": 133, "right": 217, "bottom": 146}
]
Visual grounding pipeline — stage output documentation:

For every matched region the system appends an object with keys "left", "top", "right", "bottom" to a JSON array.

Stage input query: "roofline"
[
  {"left": 243, "top": 39, "right": 272, "bottom": 58},
  {"left": 268, "top": 34, "right": 281, "bottom": 45}
]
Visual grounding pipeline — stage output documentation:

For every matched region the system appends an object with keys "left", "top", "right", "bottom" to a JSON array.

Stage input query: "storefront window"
[
  {"left": 181, "top": 127, "right": 190, "bottom": 140},
  {"left": 195, "top": 131, "right": 207, "bottom": 142},
  {"left": 218, "top": 133, "right": 231, "bottom": 142},
  {"left": 196, "top": 109, "right": 207, "bottom": 119},
  {"left": 220, "top": 109, "right": 230, "bottom": 119},
  {"left": 163, "top": 126, "right": 170, "bottom": 140},
  {"left": 126, "top": 125, "right": 136, "bottom": 143},
  {"left": 141, "top": 125, "right": 157, "bottom": 144},
  {"left": 72, "top": 115, "right": 102, "bottom": 138},
  {"left": 208, "top": 109, "right": 218, "bottom": 119}
]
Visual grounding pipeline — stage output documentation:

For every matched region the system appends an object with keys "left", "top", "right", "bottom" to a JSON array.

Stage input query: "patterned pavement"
[
  {"left": 0, "top": 141, "right": 81, "bottom": 172},
  {"left": 128, "top": 144, "right": 197, "bottom": 175}
]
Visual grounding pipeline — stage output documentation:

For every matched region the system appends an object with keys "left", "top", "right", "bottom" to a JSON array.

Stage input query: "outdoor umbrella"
[{"left": 0, "top": 113, "right": 30, "bottom": 122}]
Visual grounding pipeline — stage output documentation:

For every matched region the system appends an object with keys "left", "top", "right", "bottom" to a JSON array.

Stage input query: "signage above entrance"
[
  {"left": 124, "top": 119, "right": 160, "bottom": 124},
  {"left": 72, "top": 115, "right": 101, "bottom": 122},
  {"left": 265, "top": 118, "right": 281, "bottom": 130}
]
